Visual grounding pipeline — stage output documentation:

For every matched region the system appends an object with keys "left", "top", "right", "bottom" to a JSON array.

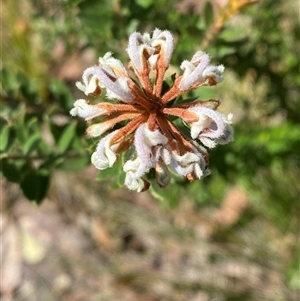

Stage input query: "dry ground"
[{"left": 1, "top": 167, "right": 297, "bottom": 301}]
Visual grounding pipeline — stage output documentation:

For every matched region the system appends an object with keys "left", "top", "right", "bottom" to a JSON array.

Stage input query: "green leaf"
[
  {"left": 97, "top": 155, "right": 123, "bottom": 182},
  {"left": 20, "top": 169, "right": 50, "bottom": 204},
  {"left": 135, "top": 0, "right": 154, "bottom": 9},
  {"left": 1, "top": 159, "right": 21, "bottom": 183},
  {"left": 113, "top": 154, "right": 126, "bottom": 188},
  {"left": 194, "top": 86, "right": 216, "bottom": 100},
  {"left": 204, "top": 1, "right": 214, "bottom": 28},
  {"left": 0, "top": 124, "right": 15, "bottom": 152},
  {"left": 57, "top": 122, "right": 77, "bottom": 154},
  {"left": 196, "top": 16, "right": 206, "bottom": 30},
  {"left": 58, "top": 155, "right": 90, "bottom": 171},
  {"left": 14, "top": 105, "right": 27, "bottom": 143},
  {"left": 27, "top": 117, "right": 40, "bottom": 134},
  {"left": 0, "top": 116, "right": 8, "bottom": 131},
  {"left": 50, "top": 79, "right": 74, "bottom": 111},
  {"left": 23, "top": 133, "right": 41, "bottom": 155},
  {"left": 217, "top": 46, "right": 236, "bottom": 58}
]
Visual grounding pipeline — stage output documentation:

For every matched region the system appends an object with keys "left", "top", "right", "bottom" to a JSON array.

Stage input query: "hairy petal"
[
  {"left": 198, "top": 137, "right": 217, "bottom": 148},
  {"left": 151, "top": 28, "right": 174, "bottom": 68},
  {"left": 215, "top": 113, "right": 234, "bottom": 145},
  {"left": 98, "top": 52, "right": 128, "bottom": 77},
  {"left": 105, "top": 77, "right": 133, "bottom": 101},
  {"left": 134, "top": 123, "right": 168, "bottom": 164},
  {"left": 188, "top": 106, "right": 225, "bottom": 141},
  {"left": 123, "top": 157, "right": 149, "bottom": 180},
  {"left": 124, "top": 171, "right": 145, "bottom": 192},
  {"left": 169, "top": 151, "right": 200, "bottom": 176},
  {"left": 127, "top": 32, "right": 154, "bottom": 72},
  {"left": 127, "top": 29, "right": 174, "bottom": 72},
  {"left": 82, "top": 66, "right": 134, "bottom": 102},
  {"left": 148, "top": 54, "right": 159, "bottom": 70},
  {"left": 191, "top": 151, "right": 208, "bottom": 179},
  {"left": 179, "top": 51, "right": 210, "bottom": 90},
  {"left": 70, "top": 99, "right": 107, "bottom": 120},
  {"left": 86, "top": 123, "right": 113, "bottom": 137},
  {"left": 203, "top": 65, "right": 225, "bottom": 84},
  {"left": 76, "top": 75, "right": 102, "bottom": 96},
  {"left": 123, "top": 124, "right": 169, "bottom": 182},
  {"left": 179, "top": 51, "right": 224, "bottom": 90},
  {"left": 91, "top": 131, "right": 119, "bottom": 170},
  {"left": 123, "top": 157, "right": 149, "bottom": 192}
]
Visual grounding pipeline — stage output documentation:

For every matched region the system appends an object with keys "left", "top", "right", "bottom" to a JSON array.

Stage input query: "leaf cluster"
[
  {"left": 1, "top": 69, "right": 90, "bottom": 203},
  {"left": 1, "top": 0, "right": 299, "bottom": 220}
]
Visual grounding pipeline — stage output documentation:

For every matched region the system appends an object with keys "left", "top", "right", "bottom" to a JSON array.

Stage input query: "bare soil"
[{"left": 1, "top": 167, "right": 297, "bottom": 301}]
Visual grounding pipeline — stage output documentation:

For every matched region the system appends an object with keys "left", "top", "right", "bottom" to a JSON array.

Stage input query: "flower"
[{"left": 71, "top": 29, "right": 233, "bottom": 192}]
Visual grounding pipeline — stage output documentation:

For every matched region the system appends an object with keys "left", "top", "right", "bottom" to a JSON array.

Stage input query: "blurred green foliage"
[{"left": 1, "top": 0, "right": 299, "bottom": 291}]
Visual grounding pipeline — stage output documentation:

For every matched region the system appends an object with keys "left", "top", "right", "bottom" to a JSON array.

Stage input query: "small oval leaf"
[
  {"left": 57, "top": 122, "right": 77, "bottom": 154},
  {"left": 23, "top": 133, "right": 41, "bottom": 155},
  {"left": 20, "top": 169, "right": 50, "bottom": 204},
  {"left": 1, "top": 159, "right": 21, "bottom": 183}
]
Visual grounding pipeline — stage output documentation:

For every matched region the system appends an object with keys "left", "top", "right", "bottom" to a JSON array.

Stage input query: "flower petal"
[
  {"left": 98, "top": 52, "right": 129, "bottom": 78},
  {"left": 70, "top": 99, "right": 106, "bottom": 120},
  {"left": 81, "top": 66, "right": 134, "bottom": 102},
  {"left": 91, "top": 131, "right": 119, "bottom": 170},
  {"left": 188, "top": 106, "right": 225, "bottom": 140},
  {"left": 127, "top": 29, "right": 174, "bottom": 72},
  {"left": 169, "top": 151, "right": 199, "bottom": 176},
  {"left": 215, "top": 114, "right": 234, "bottom": 145},
  {"left": 127, "top": 32, "right": 152, "bottom": 72},
  {"left": 123, "top": 157, "right": 149, "bottom": 179},
  {"left": 124, "top": 171, "right": 145, "bottom": 192},
  {"left": 179, "top": 51, "right": 210, "bottom": 90},
  {"left": 151, "top": 28, "right": 174, "bottom": 68},
  {"left": 202, "top": 65, "right": 225, "bottom": 85},
  {"left": 86, "top": 123, "right": 112, "bottom": 137},
  {"left": 178, "top": 51, "right": 224, "bottom": 90},
  {"left": 134, "top": 123, "right": 168, "bottom": 164}
]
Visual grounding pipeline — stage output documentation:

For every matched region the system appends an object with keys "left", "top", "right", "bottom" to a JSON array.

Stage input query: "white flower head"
[{"left": 72, "top": 29, "right": 233, "bottom": 192}]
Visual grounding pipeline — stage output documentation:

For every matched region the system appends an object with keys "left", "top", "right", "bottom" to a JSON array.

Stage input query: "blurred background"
[{"left": 1, "top": 0, "right": 299, "bottom": 300}]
